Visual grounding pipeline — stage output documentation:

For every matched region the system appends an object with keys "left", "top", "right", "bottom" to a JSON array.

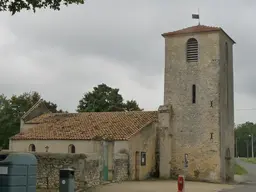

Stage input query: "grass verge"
[
  {"left": 240, "top": 158, "right": 256, "bottom": 164},
  {"left": 235, "top": 163, "right": 248, "bottom": 175}
]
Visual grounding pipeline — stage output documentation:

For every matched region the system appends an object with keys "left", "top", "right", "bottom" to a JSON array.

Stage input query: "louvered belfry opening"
[{"left": 186, "top": 38, "right": 198, "bottom": 62}]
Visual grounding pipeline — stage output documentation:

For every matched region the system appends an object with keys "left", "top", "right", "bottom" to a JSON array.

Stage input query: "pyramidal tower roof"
[{"left": 162, "top": 25, "right": 235, "bottom": 43}]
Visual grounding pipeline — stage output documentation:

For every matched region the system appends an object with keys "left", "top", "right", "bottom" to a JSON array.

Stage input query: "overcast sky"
[{"left": 0, "top": 0, "right": 255, "bottom": 124}]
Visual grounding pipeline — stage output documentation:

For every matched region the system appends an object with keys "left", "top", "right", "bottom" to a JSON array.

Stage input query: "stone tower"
[{"left": 160, "top": 25, "right": 235, "bottom": 182}]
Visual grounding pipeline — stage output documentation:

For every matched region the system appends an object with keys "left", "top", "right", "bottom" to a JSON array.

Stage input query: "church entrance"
[{"left": 225, "top": 148, "right": 231, "bottom": 182}]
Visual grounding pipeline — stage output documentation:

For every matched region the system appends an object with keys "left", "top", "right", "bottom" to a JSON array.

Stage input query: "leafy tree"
[
  {"left": 45, "top": 101, "right": 66, "bottom": 113},
  {"left": 124, "top": 100, "right": 142, "bottom": 111},
  {"left": 235, "top": 121, "right": 256, "bottom": 157},
  {"left": 0, "top": 94, "right": 14, "bottom": 148},
  {"left": 0, "top": 91, "right": 65, "bottom": 149},
  {"left": 0, "top": 0, "right": 84, "bottom": 15},
  {"left": 77, "top": 83, "right": 142, "bottom": 112},
  {"left": 10, "top": 91, "right": 64, "bottom": 115}
]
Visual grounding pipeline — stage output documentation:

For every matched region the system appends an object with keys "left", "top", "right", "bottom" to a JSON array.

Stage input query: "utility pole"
[
  {"left": 246, "top": 140, "right": 249, "bottom": 158},
  {"left": 235, "top": 137, "right": 238, "bottom": 157},
  {"left": 249, "top": 134, "right": 254, "bottom": 158},
  {"left": 252, "top": 134, "right": 254, "bottom": 158}
]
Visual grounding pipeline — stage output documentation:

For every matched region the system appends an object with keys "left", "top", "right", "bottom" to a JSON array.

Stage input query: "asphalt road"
[{"left": 222, "top": 158, "right": 256, "bottom": 192}]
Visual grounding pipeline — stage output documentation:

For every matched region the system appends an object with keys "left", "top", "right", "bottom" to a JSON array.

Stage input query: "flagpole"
[{"left": 198, "top": 8, "right": 200, "bottom": 25}]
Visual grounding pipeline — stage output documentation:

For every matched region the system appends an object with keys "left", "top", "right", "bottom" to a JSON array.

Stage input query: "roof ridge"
[
  {"left": 49, "top": 110, "right": 157, "bottom": 114},
  {"left": 21, "top": 99, "right": 44, "bottom": 119}
]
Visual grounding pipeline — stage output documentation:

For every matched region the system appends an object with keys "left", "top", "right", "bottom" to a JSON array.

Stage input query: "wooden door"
[{"left": 135, "top": 151, "right": 140, "bottom": 180}]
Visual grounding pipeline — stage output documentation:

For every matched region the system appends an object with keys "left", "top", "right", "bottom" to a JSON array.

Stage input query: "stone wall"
[
  {"left": 162, "top": 30, "right": 230, "bottom": 183},
  {"left": 35, "top": 153, "right": 100, "bottom": 190},
  {"left": 113, "top": 153, "right": 129, "bottom": 182},
  {"left": 33, "top": 152, "right": 128, "bottom": 190}
]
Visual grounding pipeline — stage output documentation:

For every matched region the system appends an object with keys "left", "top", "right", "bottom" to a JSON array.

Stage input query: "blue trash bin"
[{"left": 0, "top": 152, "right": 37, "bottom": 192}]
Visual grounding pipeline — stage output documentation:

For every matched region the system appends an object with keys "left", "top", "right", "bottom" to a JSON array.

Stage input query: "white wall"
[
  {"left": 10, "top": 140, "right": 101, "bottom": 154},
  {"left": 114, "top": 141, "right": 129, "bottom": 153}
]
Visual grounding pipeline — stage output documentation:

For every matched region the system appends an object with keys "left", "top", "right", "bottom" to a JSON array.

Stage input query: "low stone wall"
[
  {"left": 35, "top": 152, "right": 129, "bottom": 190},
  {"left": 113, "top": 153, "right": 129, "bottom": 182},
  {"left": 35, "top": 152, "right": 102, "bottom": 190}
]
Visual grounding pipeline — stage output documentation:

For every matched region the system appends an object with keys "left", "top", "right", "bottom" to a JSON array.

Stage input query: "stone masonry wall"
[
  {"left": 33, "top": 152, "right": 129, "bottom": 190},
  {"left": 113, "top": 153, "right": 129, "bottom": 182},
  {"left": 35, "top": 153, "right": 101, "bottom": 190},
  {"left": 163, "top": 32, "right": 223, "bottom": 182}
]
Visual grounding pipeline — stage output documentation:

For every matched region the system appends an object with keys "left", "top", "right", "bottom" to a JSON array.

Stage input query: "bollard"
[
  {"left": 59, "top": 168, "right": 75, "bottom": 192},
  {"left": 177, "top": 175, "right": 185, "bottom": 192}
]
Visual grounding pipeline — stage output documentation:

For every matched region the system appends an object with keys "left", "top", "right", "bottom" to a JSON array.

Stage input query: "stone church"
[{"left": 9, "top": 24, "right": 235, "bottom": 183}]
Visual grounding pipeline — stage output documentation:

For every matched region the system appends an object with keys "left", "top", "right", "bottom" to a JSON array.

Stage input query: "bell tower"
[{"left": 161, "top": 25, "right": 235, "bottom": 182}]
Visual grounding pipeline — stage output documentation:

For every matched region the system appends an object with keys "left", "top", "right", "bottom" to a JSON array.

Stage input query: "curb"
[{"left": 234, "top": 174, "right": 249, "bottom": 184}]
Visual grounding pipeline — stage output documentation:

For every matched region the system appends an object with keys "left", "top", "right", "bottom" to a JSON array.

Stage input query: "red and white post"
[{"left": 177, "top": 175, "right": 185, "bottom": 192}]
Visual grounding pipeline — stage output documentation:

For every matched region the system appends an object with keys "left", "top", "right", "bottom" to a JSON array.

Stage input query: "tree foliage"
[
  {"left": 0, "top": 0, "right": 84, "bottom": 15},
  {"left": 235, "top": 121, "right": 256, "bottom": 157},
  {"left": 77, "top": 83, "right": 142, "bottom": 112},
  {"left": 0, "top": 91, "right": 64, "bottom": 149}
]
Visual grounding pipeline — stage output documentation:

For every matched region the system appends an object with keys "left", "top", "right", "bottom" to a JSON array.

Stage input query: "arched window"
[
  {"left": 225, "top": 42, "right": 228, "bottom": 64},
  {"left": 68, "top": 144, "right": 76, "bottom": 153},
  {"left": 29, "top": 144, "right": 36, "bottom": 152},
  {"left": 186, "top": 38, "right": 198, "bottom": 62}
]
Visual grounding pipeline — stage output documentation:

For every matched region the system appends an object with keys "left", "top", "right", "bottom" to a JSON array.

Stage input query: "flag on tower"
[{"left": 192, "top": 14, "right": 199, "bottom": 19}]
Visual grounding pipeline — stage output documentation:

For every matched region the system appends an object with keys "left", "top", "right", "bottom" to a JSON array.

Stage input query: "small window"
[
  {"left": 186, "top": 38, "right": 198, "bottom": 62},
  {"left": 29, "top": 144, "right": 36, "bottom": 152},
  {"left": 192, "top": 84, "right": 196, "bottom": 104},
  {"left": 225, "top": 42, "right": 228, "bottom": 64},
  {"left": 141, "top": 152, "right": 146, "bottom": 166},
  {"left": 68, "top": 144, "right": 76, "bottom": 153}
]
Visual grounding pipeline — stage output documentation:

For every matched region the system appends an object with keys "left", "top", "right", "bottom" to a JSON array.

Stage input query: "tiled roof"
[
  {"left": 162, "top": 25, "right": 220, "bottom": 37},
  {"left": 162, "top": 25, "right": 235, "bottom": 43},
  {"left": 11, "top": 111, "right": 158, "bottom": 141}
]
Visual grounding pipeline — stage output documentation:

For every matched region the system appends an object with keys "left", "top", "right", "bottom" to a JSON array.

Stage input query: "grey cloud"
[{"left": 0, "top": 0, "right": 256, "bottom": 123}]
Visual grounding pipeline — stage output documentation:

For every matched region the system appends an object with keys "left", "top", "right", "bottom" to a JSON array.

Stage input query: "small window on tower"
[
  {"left": 186, "top": 38, "right": 198, "bottom": 62},
  {"left": 192, "top": 84, "right": 196, "bottom": 104}
]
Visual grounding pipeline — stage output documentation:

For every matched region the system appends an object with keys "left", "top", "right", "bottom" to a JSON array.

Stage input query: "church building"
[{"left": 9, "top": 24, "right": 235, "bottom": 183}]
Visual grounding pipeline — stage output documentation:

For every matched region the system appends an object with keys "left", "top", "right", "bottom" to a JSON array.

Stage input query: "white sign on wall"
[{"left": 0, "top": 167, "right": 8, "bottom": 175}]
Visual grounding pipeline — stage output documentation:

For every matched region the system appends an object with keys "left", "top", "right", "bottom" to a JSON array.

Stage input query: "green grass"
[
  {"left": 235, "top": 163, "right": 248, "bottom": 175},
  {"left": 240, "top": 158, "right": 256, "bottom": 164}
]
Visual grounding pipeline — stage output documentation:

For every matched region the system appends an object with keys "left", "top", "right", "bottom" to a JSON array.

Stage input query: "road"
[
  {"left": 93, "top": 180, "right": 234, "bottom": 192},
  {"left": 222, "top": 158, "right": 256, "bottom": 192},
  {"left": 236, "top": 158, "right": 256, "bottom": 183},
  {"left": 93, "top": 158, "right": 256, "bottom": 192}
]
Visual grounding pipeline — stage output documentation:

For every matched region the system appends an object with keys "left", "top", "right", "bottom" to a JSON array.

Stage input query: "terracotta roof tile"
[
  {"left": 162, "top": 25, "right": 235, "bottom": 43},
  {"left": 162, "top": 25, "right": 221, "bottom": 37},
  {"left": 11, "top": 111, "right": 158, "bottom": 141}
]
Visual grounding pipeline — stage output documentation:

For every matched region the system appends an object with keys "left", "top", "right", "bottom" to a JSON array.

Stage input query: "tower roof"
[{"left": 162, "top": 25, "right": 235, "bottom": 43}]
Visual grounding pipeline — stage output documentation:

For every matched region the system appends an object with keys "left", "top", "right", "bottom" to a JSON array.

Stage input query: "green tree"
[
  {"left": 10, "top": 91, "right": 64, "bottom": 115},
  {"left": 235, "top": 121, "right": 256, "bottom": 157},
  {"left": 0, "top": 94, "right": 15, "bottom": 148},
  {"left": 77, "top": 83, "right": 142, "bottom": 112},
  {"left": 0, "top": 91, "right": 65, "bottom": 149},
  {"left": 124, "top": 100, "right": 142, "bottom": 111},
  {"left": 0, "top": 0, "right": 84, "bottom": 15}
]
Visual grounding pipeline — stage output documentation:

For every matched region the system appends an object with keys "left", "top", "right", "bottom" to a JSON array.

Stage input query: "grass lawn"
[
  {"left": 235, "top": 163, "right": 248, "bottom": 175},
  {"left": 240, "top": 158, "right": 256, "bottom": 164}
]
